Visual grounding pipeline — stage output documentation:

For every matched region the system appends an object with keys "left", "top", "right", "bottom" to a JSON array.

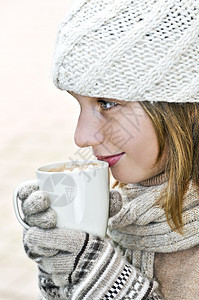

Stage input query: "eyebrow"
[
  {"left": 66, "top": 90, "right": 126, "bottom": 104},
  {"left": 98, "top": 97, "right": 125, "bottom": 103}
]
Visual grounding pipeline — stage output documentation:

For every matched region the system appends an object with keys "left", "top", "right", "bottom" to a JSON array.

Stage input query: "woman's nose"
[{"left": 74, "top": 109, "right": 104, "bottom": 148}]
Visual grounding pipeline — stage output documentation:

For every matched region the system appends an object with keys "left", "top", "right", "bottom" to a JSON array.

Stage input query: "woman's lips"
[{"left": 96, "top": 152, "right": 125, "bottom": 167}]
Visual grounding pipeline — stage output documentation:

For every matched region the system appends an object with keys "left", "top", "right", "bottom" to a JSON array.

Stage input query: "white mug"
[{"left": 13, "top": 160, "right": 109, "bottom": 237}]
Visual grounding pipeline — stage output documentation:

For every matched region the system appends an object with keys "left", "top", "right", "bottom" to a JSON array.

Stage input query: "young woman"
[{"left": 18, "top": 0, "right": 199, "bottom": 299}]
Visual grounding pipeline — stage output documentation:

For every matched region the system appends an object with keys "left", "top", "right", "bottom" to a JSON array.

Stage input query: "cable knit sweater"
[
  {"left": 108, "top": 175, "right": 199, "bottom": 300},
  {"left": 36, "top": 175, "right": 199, "bottom": 300},
  {"left": 144, "top": 176, "right": 199, "bottom": 299},
  {"left": 155, "top": 245, "right": 199, "bottom": 299},
  {"left": 144, "top": 176, "right": 199, "bottom": 300}
]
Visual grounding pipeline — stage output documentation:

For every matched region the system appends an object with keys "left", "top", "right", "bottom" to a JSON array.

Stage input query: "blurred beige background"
[{"left": 0, "top": 1, "right": 94, "bottom": 299}]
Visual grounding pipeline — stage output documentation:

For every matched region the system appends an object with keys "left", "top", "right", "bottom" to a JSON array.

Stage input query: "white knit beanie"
[{"left": 53, "top": 0, "right": 199, "bottom": 103}]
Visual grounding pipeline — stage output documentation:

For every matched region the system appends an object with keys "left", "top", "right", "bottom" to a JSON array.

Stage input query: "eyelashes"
[{"left": 98, "top": 99, "right": 119, "bottom": 111}]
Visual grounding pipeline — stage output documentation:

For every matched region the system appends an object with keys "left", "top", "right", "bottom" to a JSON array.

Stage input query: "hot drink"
[
  {"left": 48, "top": 162, "right": 100, "bottom": 173},
  {"left": 13, "top": 160, "right": 109, "bottom": 237}
]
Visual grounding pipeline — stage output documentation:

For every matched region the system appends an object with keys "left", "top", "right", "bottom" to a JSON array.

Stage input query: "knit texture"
[
  {"left": 53, "top": 0, "right": 199, "bottom": 103},
  {"left": 108, "top": 180, "right": 199, "bottom": 279},
  {"left": 24, "top": 227, "right": 163, "bottom": 299},
  {"left": 154, "top": 245, "right": 199, "bottom": 299},
  {"left": 109, "top": 189, "right": 123, "bottom": 217},
  {"left": 18, "top": 184, "right": 57, "bottom": 229}
]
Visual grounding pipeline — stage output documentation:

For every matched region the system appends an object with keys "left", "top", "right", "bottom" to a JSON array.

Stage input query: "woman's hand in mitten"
[
  {"left": 109, "top": 189, "right": 123, "bottom": 218},
  {"left": 18, "top": 185, "right": 120, "bottom": 229},
  {"left": 17, "top": 183, "right": 57, "bottom": 229},
  {"left": 24, "top": 227, "right": 161, "bottom": 300}
]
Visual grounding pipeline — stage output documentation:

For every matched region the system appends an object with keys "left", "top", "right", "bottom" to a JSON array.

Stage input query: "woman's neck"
[{"left": 139, "top": 171, "right": 168, "bottom": 187}]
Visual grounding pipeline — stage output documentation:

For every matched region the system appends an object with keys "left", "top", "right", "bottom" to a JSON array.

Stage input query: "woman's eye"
[{"left": 98, "top": 99, "right": 119, "bottom": 111}]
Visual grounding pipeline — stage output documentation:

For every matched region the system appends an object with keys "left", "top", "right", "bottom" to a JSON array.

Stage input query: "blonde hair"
[{"left": 114, "top": 102, "right": 199, "bottom": 233}]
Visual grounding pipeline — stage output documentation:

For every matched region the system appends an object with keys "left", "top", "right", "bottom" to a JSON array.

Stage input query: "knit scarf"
[{"left": 107, "top": 180, "right": 199, "bottom": 279}]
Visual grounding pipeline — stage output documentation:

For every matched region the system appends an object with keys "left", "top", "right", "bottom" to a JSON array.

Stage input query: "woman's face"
[{"left": 70, "top": 92, "right": 167, "bottom": 183}]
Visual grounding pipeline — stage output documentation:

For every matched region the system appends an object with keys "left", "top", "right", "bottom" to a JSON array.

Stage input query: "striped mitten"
[
  {"left": 24, "top": 227, "right": 163, "bottom": 300},
  {"left": 17, "top": 183, "right": 57, "bottom": 229}
]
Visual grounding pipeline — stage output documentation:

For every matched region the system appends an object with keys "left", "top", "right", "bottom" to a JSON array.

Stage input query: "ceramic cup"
[{"left": 13, "top": 160, "right": 109, "bottom": 237}]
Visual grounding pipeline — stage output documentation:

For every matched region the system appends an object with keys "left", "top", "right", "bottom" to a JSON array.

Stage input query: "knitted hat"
[{"left": 53, "top": 0, "right": 199, "bottom": 103}]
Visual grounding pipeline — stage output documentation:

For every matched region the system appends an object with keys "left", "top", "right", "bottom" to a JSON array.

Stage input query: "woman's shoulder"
[{"left": 154, "top": 245, "right": 199, "bottom": 299}]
